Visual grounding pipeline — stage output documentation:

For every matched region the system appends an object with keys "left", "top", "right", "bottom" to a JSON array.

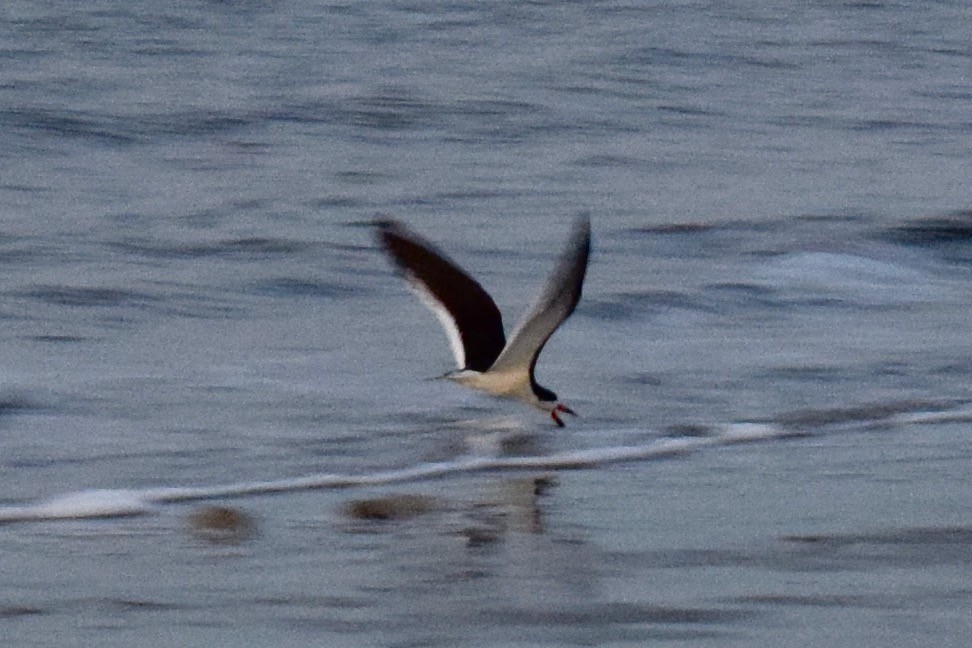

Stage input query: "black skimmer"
[{"left": 376, "top": 216, "right": 591, "bottom": 426}]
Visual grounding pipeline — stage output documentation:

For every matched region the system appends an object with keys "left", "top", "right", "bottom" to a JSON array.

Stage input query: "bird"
[{"left": 375, "top": 216, "right": 591, "bottom": 427}]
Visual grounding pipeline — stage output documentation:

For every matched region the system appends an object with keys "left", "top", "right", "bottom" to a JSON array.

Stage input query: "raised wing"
[
  {"left": 488, "top": 215, "right": 590, "bottom": 375},
  {"left": 376, "top": 220, "right": 506, "bottom": 372}
]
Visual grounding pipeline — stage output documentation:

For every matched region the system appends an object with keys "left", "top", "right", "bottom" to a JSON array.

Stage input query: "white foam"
[
  {"left": 715, "top": 422, "right": 791, "bottom": 442},
  {"left": 0, "top": 432, "right": 775, "bottom": 524},
  {"left": 0, "top": 489, "right": 152, "bottom": 523}
]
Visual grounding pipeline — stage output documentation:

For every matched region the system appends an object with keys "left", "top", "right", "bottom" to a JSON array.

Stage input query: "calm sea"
[{"left": 1, "top": 1, "right": 970, "bottom": 646}]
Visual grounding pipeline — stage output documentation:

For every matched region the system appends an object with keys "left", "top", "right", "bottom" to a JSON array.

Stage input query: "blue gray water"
[{"left": 1, "top": 1, "right": 971, "bottom": 646}]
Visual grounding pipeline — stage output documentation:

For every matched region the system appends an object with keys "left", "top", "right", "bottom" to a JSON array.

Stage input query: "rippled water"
[{"left": 1, "top": 1, "right": 971, "bottom": 646}]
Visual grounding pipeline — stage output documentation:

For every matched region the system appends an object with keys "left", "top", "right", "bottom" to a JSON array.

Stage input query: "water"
[{"left": 1, "top": 1, "right": 971, "bottom": 645}]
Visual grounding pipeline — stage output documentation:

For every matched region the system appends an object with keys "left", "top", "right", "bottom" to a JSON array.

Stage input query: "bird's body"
[
  {"left": 446, "top": 367, "right": 536, "bottom": 403},
  {"left": 376, "top": 217, "right": 591, "bottom": 426}
]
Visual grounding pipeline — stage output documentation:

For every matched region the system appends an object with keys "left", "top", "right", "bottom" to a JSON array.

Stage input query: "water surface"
[{"left": 1, "top": 1, "right": 971, "bottom": 646}]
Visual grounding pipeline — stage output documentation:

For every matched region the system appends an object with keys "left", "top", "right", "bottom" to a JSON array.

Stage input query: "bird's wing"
[
  {"left": 376, "top": 220, "right": 506, "bottom": 372},
  {"left": 488, "top": 216, "right": 590, "bottom": 375}
]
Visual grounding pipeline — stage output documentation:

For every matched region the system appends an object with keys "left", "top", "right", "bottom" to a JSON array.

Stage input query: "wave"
[
  {"left": 2, "top": 405, "right": 970, "bottom": 525},
  {"left": 751, "top": 251, "right": 952, "bottom": 306}
]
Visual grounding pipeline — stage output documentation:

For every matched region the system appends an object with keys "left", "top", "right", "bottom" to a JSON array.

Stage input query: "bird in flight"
[{"left": 375, "top": 216, "right": 591, "bottom": 426}]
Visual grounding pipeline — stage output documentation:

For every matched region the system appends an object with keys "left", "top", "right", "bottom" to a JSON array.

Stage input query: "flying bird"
[{"left": 375, "top": 216, "right": 591, "bottom": 426}]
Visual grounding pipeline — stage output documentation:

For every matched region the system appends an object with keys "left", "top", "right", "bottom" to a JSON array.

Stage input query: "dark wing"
[
  {"left": 488, "top": 215, "right": 590, "bottom": 375},
  {"left": 376, "top": 220, "right": 506, "bottom": 372}
]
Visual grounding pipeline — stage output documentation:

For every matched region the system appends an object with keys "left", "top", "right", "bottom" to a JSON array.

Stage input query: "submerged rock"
[
  {"left": 187, "top": 506, "right": 256, "bottom": 544},
  {"left": 343, "top": 494, "right": 443, "bottom": 521}
]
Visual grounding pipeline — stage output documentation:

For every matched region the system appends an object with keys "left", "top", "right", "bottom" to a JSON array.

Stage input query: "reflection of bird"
[{"left": 376, "top": 217, "right": 591, "bottom": 426}]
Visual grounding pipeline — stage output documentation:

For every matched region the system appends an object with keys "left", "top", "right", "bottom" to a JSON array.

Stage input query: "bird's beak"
[{"left": 559, "top": 404, "right": 577, "bottom": 417}]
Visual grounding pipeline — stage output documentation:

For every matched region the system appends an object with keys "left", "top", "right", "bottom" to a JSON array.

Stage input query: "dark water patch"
[
  {"left": 346, "top": 217, "right": 402, "bottom": 231},
  {"left": 310, "top": 195, "right": 369, "bottom": 209},
  {"left": 216, "top": 237, "right": 312, "bottom": 255},
  {"left": 608, "top": 523, "right": 972, "bottom": 575},
  {"left": 1, "top": 107, "right": 264, "bottom": 146},
  {"left": 626, "top": 45, "right": 794, "bottom": 72},
  {"left": 784, "top": 113, "right": 964, "bottom": 138},
  {"left": 128, "top": 111, "right": 254, "bottom": 140},
  {"left": 391, "top": 193, "right": 442, "bottom": 208},
  {"left": 761, "top": 365, "right": 851, "bottom": 384},
  {"left": 26, "top": 334, "right": 89, "bottom": 343},
  {"left": 883, "top": 210, "right": 972, "bottom": 247},
  {"left": 21, "top": 286, "right": 160, "bottom": 308},
  {"left": 103, "top": 598, "right": 184, "bottom": 612},
  {"left": 623, "top": 213, "right": 869, "bottom": 259},
  {"left": 152, "top": 297, "right": 245, "bottom": 320},
  {"left": 130, "top": 41, "right": 211, "bottom": 57},
  {"left": 17, "top": 287, "right": 239, "bottom": 321},
  {"left": 571, "top": 153, "right": 684, "bottom": 171},
  {"left": 332, "top": 170, "right": 394, "bottom": 185},
  {"left": 253, "top": 595, "right": 373, "bottom": 610},
  {"left": 0, "top": 391, "right": 48, "bottom": 418},
  {"left": 915, "top": 87, "right": 972, "bottom": 101},
  {"left": 934, "top": 358, "right": 972, "bottom": 377},
  {"left": 0, "top": 183, "right": 49, "bottom": 194},
  {"left": 107, "top": 239, "right": 209, "bottom": 260},
  {"left": 251, "top": 278, "right": 356, "bottom": 300},
  {"left": 0, "top": 108, "right": 139, "bottom": 145},
  {"left": 707, "top": 282, "right": 775, "bottom": 297},
  {"left": 664, "top": 423, "right": 719, "bottom": 438},
  {"left": 746, "top": 296, "right": 901, "bottom": 312},
  {"left": 286, "top": 616, "right": 399, "bottom": 635},
  {"left": 844, "top": 117, "right": 933, "bottom": 133},
  {"left": 733, "top": 593, "right": 899, "bottom": 609},
  {"left": 4, "top": 442, "right": 232, "bottom": 471},
  {"left": 706, "top": 283, "right": 784, "bottom": 308},
  {"left": 227, "top": 198, "right": 271, "bottom": 212},
  {"left": 794, "top": 211, "right": 874, "bottom": 225},
  {"left": 0, "top": 242, "right": 77, "bottom": 266},
  {"left": 656, "top": 103, "right": 728, "bottom": 118},
  {"left": 297, "top": 94, "right": 433, "bottom": 131},
  {"left": 488, "top": 602, "right": 749, "bottom": 627},
  {"left": 0, "top": 605, "right": 46, "bottom": 618},
  {"left": 609, "top": 548, "right": 758, "bottom": 571},
  {"left": 775, "top": 526, "right": 972, "bottom": 571},
  {"left": 108, "top": 237, "right": 313, "bottom": 260},
  {"left": 432, "top": 188, "right": 516, "bottom": 202},
  {"left": 455, "top": 97, "right": 541, "bottom": 119},
  {"left": 870, "top": 361, "right": 913, "bottom": 377},
  {"left": 619, "top": 220, "right": 782, "bottom": 259},
  {"left": 784, "top": 526, "right": 972, "bottom": 548},
  {"left": 572, "top": 153, "right": 639, "bottom": 168},
  {"left": 837, "top": 1, "right": 891, "bottom": 9},
  {"left": 623, "top": 372, "right": 665, "bottom": 387},
  {"left": 12, "top": 596, "right": 194, "bottom": 616},
  {"left": 625, "top": 222, "right": 722, "bottom": 236},
  {"left": 774, "top": 399, "right": 954, "bottom": 430},
  {"left": 277, "top": 94, "right": 563, "bottom": 141},
  {"left": 584, "top": 290, "right": 708, "bottom": 320}
]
